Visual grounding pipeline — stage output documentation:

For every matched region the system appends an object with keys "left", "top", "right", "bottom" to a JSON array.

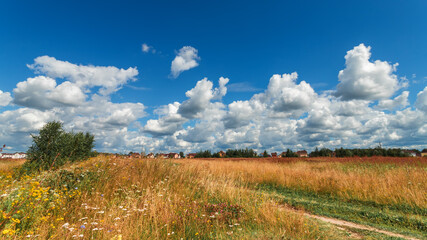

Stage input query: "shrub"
[{"left": 20, "top": 121, "right": 95, "bottom": 173}]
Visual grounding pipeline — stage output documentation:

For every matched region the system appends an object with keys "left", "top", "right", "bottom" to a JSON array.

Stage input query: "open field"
[{"left": 0, "top": 156, "right": 426, "bottom": 239}]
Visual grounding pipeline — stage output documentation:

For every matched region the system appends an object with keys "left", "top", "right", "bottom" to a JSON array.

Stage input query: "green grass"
[{"left": 254, "top": 183, "right": 426, "bottom": 239}]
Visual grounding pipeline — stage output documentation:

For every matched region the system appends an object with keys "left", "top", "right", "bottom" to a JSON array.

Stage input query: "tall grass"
[
  {"left": 178, "top": 158, "right": 427, "bottom": 209},
  {"left": 0, "top": 159, "right": 25, "bottom": 174},
  {"left": 0, "top": 156, "right": 340, "bottom": 239}
]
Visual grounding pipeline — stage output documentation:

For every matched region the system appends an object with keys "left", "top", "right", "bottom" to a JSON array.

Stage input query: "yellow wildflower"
[{"left": 11, "top": 218, "right": 20, "bottom": 223}]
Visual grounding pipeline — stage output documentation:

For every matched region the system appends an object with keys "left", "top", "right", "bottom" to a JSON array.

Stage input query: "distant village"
[
  {"left": 105, "top": 148, "right": 427, "bottom": 159},
  {"left": 1, "top": 148, "right": 426, "bottom": 160}
]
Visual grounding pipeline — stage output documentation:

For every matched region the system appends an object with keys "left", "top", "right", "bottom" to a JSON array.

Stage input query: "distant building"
[
  {"left": 187, "top": 153, "right": 196, "bottom": 159},
  {"left": 422, "top": 149, "right": 427, "bottom": 157},
  {"left": 131, "top": 153, "right": 141, "bottom": 159},
  {"left": 0, "top": 153, "right": 12, "bottom": 159},
  {"left": 146, "top": 153, "right": 155, "bottom": 158},
  {"left": 296, "top": 150, "right": 308, "bottom": 157},
  {"left": 156, "top": 153, "right": 168, "bottom": 159},
  {"left": 0, "top": 152, "right": 26, "bottom": 159},
  {"left": 402, "top": 150, "right": 417, "bottom": 157},
  {"left": 218, "top": 151, "right": 226, "bottom": 157},
  {"left": 168, "top": 153, "right": 180, "bottom": 159},
  {"left": 271, "top": 152, "right": 278, "bottom": 158}
]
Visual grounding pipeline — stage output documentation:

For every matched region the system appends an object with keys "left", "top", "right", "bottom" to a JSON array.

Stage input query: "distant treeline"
[
  {"left": 192, "top": 147, "right": 422, "bottom": 158},
  {"left": 317, "top": 147, "right": 419, "bottom": 158},
  {"left": 195, "top": 149, "right": 257, "bottom": 158}
]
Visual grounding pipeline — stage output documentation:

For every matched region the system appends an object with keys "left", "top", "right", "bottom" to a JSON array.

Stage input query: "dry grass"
[
  {"left": 1, "top": 156, "right": 425, "bottom": 239},
  {"left": 0, "top": 156, "right": 336, "bottom": 239},
  {"left": 0, "top": 159, "right": 25, "bottom": 174},
  {"left": 176, "top": 157, "right": 427, "bottom": 208}
]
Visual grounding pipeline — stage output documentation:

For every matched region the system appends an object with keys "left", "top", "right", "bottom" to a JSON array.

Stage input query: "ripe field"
[{"left": 0, "top": 156, "right": 425, "bottom": 239}]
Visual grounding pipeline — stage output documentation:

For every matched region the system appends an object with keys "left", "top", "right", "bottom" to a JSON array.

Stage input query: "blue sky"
[{"left": 0, "top": 0, "right": 426, "bottom": 153}]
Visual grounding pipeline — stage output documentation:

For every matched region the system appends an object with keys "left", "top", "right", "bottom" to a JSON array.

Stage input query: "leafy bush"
[{"left": 20, "top": 121, "right": 95, "bottom": 173}]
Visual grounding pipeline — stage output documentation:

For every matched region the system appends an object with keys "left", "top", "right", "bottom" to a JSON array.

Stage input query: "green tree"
[
  {"left": 22, "top": 121, "right": 95, "bottom": 173},
  {"left": 179, "top": 151, "right": 185, "bottom": 158},
  {"left": 263, "top": 150, "right": 269, "bottom": 157},
  {"left": 285, "top": 149, "right": 298, "bottom": 157}
]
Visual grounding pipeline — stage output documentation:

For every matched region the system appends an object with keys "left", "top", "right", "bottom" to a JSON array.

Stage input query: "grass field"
[{"left": 0, "top": 156, "right": 425, "bottom": 239}]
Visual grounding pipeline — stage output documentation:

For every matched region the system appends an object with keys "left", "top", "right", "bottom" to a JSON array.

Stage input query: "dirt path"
[
  {"left": 279, "top": 207, "right": 420, "bottom": 240},
  {"left": 304, "top": 212, "right": 420, "bottom": 240}
]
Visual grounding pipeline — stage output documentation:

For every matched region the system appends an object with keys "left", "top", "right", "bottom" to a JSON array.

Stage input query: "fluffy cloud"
[
  {"left": 178, "top": 77, "right": 228, "bottom": 119},
  {"left": 13, "top": 76, "right": 86, "bottom": 110},
  {"left": 376, "top": 91, "right": 409, "bottom": 110},
  {"left": 265, "top": 73, "right": 317, "bottom": 114},
  {"left": 170, "top": 46, "right": 200, "bottom": 78},
  {"left": 415, "top": 86, "right": 427, "bottom": 112},
  {"left": 0, "top": 90, "right": 12, "bottom": 106},
  {"left": 223, "top": 101, "right": 256, "bottom": 129},
  {"left": 28, "top": 56, "right": 138, "bottom": 95},
  {"left": 335, "top": 44, "right": 401, "bottom": 101},
  {"left": 144, "top": 102, "right": 186, "bottom": 137}
]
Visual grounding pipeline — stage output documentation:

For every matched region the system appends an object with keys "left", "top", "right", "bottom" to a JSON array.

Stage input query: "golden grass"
[
  {"left": 0, "top": 159, "right": 26, "bottom": 173},
  {"left": 2, "top": 156, "right": 424, "bottom": 239},
  {"left": 176, "top": 158, "right": 427, "bottom": 208},
  {"left": 0, "top": 156, "right": 337, "bottom": 239}
]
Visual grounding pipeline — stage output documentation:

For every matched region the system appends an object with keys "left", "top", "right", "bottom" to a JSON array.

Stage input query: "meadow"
[{"left": 0, "top": 156, "right": 425, "bottom": 239}]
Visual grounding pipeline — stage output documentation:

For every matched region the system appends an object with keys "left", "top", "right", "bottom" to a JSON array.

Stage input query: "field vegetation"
[{"left": 0, "top": 156, "right": 425, "bottom": 239}]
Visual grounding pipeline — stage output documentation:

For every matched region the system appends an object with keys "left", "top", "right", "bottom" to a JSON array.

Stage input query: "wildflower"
[
  {"left": 80, "top": 225, "right": 86, "bottom": 229},
  {"left": 11, "top": 218, "right": 20, "bottom": 223},
  {"left": 62, "top": 223, "right": 70, "bottom": 228}
]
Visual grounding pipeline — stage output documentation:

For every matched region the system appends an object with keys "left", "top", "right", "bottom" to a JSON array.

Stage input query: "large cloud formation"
[{"left": 0, "top": 44, "right": 426, "bottom": 153}]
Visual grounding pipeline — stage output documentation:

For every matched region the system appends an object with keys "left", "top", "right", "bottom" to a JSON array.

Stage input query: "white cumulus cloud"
[
  {"left": 376, "top": 91, "right": 409, "bottom": 110},
  {"left": 28, "top": 56, "right": 138, "bottom": 95},
  {"left": 0, "top": 90, "right": 12, "bottom": 107},
  {"left": 335, "top": 44, "right": 401, "bottom": 101},
  {"left": 13, "top": 76, "right": 86, "bottom": 110},
  {"left": 415, "top": 86, "right": 427, "bottom": 112},
  {"left": 170, "top": 46, "right": 200, "bottom": 78}
]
